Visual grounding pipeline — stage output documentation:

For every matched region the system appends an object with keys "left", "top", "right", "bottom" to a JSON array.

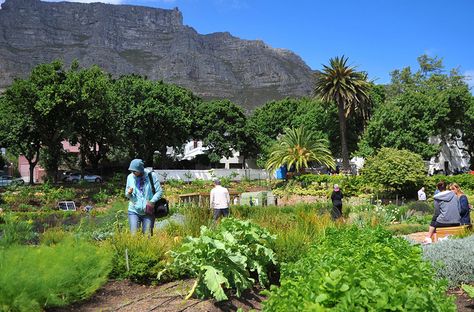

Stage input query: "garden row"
[{"left": 1, "top": 201, "right": 474, "bottom": 311}]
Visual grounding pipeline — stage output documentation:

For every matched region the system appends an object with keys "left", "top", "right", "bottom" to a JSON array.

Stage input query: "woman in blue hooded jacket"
[{"left": 125, "top": 159, "right": 163, "bottom": 235}]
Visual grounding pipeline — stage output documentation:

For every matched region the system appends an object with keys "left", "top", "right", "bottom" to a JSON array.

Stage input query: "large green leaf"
[{"left": 202, "top": 265, "right": 229, "bottom": 301}]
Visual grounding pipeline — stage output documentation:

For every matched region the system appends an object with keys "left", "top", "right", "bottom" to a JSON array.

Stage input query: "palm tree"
[
  {"left": 314, "top": 56, "right": 370, "bottom": 171},
  {"left": 265, "top": 126, "right": 335, "bottom": 174}
]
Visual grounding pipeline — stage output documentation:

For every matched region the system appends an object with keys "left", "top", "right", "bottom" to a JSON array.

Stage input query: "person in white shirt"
[
  {"left": 210, "top": 179, "right": 230, "bottom": 221},
  {"left": 418, "top": 187, "right": 427, "bottom": 201}
]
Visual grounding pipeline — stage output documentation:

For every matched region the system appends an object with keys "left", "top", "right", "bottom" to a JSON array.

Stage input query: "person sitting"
[
  {"left": 423, "top": 181, "right": 461, "bottom": 244},
  {"left": 450, "top": 183, "right": 471, "bottom": 225}
]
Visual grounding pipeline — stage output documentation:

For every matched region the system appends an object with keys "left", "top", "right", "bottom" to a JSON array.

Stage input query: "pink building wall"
[{"left": 18, "top": 141, "right": 80, "bottom": 183}]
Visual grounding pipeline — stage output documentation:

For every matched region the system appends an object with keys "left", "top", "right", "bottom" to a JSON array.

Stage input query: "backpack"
[{"left": 148, "top": 172, "right": 169, "bottom": 218}]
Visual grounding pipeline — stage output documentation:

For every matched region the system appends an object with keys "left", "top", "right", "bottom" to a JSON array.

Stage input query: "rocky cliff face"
[{"left": 0, "top": 0, "right": 314, "bottom": 110}]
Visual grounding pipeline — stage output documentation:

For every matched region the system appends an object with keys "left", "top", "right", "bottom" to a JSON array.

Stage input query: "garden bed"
[{"left": 48, "top": 279, "right": 265, "bottom": 312}]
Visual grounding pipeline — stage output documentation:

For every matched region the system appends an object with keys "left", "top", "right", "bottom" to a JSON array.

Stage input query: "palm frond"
[{"left": 265, "top": 126, "right": 335, "bottom": 173}]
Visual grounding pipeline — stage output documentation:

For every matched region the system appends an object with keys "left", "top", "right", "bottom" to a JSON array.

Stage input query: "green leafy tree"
[
  {"left": 193, "top": 99, "right": 251, "bottom": 164},
  {"left": 64, "top": 62, "right": 116, "bottom": 172},
  {"left": 265, "top": 126, "right": 335, "bottom": 173},
  {"left": 31, "top": 61, "right": 71, "bottom": 181},
  {"left": 248, "top": 98, "right": 301, "bottom": 155},
  {"left": 314, "top": 56, "right": 371, "bottom": 170},
  {"left": 462, "top": 98, "right": 474, "bottom": 169},
  {"left": 0, "top": 60, "right": 71, "bottom": 182},
  {"left": 359, "top": 55, "right": 473, "bottom": 161},
  {"left": 113, "top": 75, "right": 198, "bottom": 167},
  {"left": 361, "top": 147, "right": 426, "bottom": 195},
  {"left": 0, "top": 83, "right": 41, "bottom": 184}
]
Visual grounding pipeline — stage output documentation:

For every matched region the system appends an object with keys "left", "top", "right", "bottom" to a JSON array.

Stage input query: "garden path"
[{"left": 49, "top": 280, "right": 264, "bottom": 312}]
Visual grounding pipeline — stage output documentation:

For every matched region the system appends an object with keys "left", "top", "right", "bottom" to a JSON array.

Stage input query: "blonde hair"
[{"left": 449, "top": 183, "right": 464, "bottom": 195}]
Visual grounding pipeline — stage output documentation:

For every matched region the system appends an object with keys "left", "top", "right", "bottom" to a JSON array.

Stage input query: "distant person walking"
[
  {"left": 423, "top": 181, "right": 461, "bottom": 244},
  {"left": 210, "top": 179, "right": 230, "bottom": 222},
  {"left": 450, "top": 183, "right": 471, "bottom": 225},
  {"left": 330, "top": 184, "right": 344, "bottom": 219},
  {"left": 418, "top": 187, "right": 427, "bottom": 201},
  {"left": 125, "top": 159, "right": 162, "bottom": 235}
]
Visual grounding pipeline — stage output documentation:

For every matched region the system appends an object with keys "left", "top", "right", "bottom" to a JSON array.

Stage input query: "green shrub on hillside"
[
  {"left": 264, "top": 227, "right": 455, "bottom": 311},
  {"left": 0, "top": 238, "right": 111, "bottom": 311}
]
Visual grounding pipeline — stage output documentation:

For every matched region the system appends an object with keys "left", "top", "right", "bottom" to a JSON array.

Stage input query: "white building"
[
  {"left": 168, "top": 140, "right": 258, "bottom": 169},
  {"left": 427, "top": 136, "right": 471, "bottom": 175}
]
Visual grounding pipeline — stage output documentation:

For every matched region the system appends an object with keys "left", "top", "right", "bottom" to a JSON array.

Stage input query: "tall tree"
[
  {"left": 265, "top": 126, "right": 335, "bottom": 174},
  {"left": 64, "top": 62, "right": 116, "bottom": 172},
  {"left": 113, "top": 75, "right": 198, "bottom": 167},
  {"left": 0, "top": 87, "right": 41, "bottom": 184},
  {"left": 313, "top": 56, "right": 371, "bottom": 171},
  {"left": 32, "top": 61, "right": 70, "bottom": 181},
  {"left": 0, "top": 61, "right": 71, "bottom": 182},
  {"left": 194, "top": 99, "right": 251, "bottom": 164},
  {"left": 359, "top": 55, "right": 473, "bottom": 162}
]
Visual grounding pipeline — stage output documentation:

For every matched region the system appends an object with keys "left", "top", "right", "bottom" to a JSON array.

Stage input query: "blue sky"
[{"left": 2, "top": 0, "right": 474, "bottom": 88}]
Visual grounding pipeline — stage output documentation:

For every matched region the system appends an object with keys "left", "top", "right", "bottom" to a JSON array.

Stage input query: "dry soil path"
[{"left": 49, "top": 280, "right": 264, "bottom": 312}]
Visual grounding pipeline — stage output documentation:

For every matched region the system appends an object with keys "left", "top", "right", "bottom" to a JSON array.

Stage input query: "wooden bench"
[{"left": 434, "top": 225, "right": 471, "bottom": 242}]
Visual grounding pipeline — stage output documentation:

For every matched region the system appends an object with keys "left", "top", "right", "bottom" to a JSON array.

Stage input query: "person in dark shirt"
[
  {"left": 450, "top": 183, "right": 471, "bottom": 225},
  {"left": 331, "top": 184, "right": 343, "bottom": 219}
]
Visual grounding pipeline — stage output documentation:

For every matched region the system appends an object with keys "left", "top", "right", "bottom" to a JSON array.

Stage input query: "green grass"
[{"left": 0, "top": 238, "right": 111, "bottom": 311}]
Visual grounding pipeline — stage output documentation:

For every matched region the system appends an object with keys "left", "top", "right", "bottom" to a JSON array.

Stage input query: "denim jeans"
[
  {"left": 128, "top": 211, "right": 155, "bottom": 235},
  {"left": 213, "top": 208, "right": 229, "bottom": 221}
]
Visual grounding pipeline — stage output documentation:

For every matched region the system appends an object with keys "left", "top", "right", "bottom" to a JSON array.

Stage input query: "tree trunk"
[
  {"left": 28, "top": 158, "right": 38, "bottom": 185},
  {"left": 337, "top": 101, "right": 350, "bottom": 171}
]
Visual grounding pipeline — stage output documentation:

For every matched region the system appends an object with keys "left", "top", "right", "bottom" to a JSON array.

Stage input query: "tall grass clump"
[
  {"left": 107, "top": 231, "right": 178, "bottom": 284},
  {"left": 0, "top": 238, "right": 111, "bottom": 311},
  {"left": 232, "top": 204, "right": 337, "bottom": 263},
  {"left": 181, "top": 204, "right": 213, "bottom": 236},
  {"left": 422, "top": 234, "right": 474, "bottom": 286}
]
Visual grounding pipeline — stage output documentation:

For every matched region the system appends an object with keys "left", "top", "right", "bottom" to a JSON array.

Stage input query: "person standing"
[
  {"left": 423, "top": 181, "right": 461, "bottom": 244},
  {"left": 450, "top": 183, "right": 471, "bottom": 225},
  {"left": 125, "top": 159, "right": 162, "bottom": 235},
  {"left": 330, "top": 184, "right": 344, "bottom": 219},
  {"left": 210, "top": 179, "right": 230, "bottom": 221},
  {"left": 417, "top": 187, "right": 427, "bottom": 201}
]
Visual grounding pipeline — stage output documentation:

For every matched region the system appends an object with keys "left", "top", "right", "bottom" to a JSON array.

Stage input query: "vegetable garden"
[{"left": 1, "top": 174, "right": 474, "bottom": 311}]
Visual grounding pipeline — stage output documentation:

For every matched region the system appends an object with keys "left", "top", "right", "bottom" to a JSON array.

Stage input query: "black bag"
[{"left": 148, "top": 172, "right": 169, "bottom": 218}]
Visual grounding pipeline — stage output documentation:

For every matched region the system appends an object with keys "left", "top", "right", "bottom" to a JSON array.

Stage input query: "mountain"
[{"left": 0, "top": 0, "right": 314, "bottom": 110}]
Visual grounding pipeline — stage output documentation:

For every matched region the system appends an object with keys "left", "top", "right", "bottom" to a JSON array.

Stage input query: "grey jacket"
[{"left": 433, "top": 190, "right": 461, "bottom": 224}]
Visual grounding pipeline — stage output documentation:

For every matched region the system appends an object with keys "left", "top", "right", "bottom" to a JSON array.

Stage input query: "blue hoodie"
[
  {"left": 433, "top": 190, "right": 461, "bottom": 224},
  {"left": 125, "top": 169, "right": 163, "bottom": 215}
]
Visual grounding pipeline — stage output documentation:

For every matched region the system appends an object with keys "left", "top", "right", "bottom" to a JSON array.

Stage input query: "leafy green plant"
[
  {"left": 407, "top": 200, "right": 433, "bottom": 213},
  {"left": 0, "top": 213, "right": 36, "bottom": 246},
  {"left": 385, "top": 223, "right": 428, "bottom": 235},
  {"left": 423, "top": 234, "right": 474, "bottom": 286},
  {"left": 462, "top": 284, "right": 474, "bottom": 299},
  {"left": 92, "top": 188, "right": 110, "bottom": 204},
  {"left": 361, "top": 147, "right": 427, "bottom": 196},
  {"left": 159, "top": 218, "right": 277, "bottom": 301},
  {"left": 263, "top": 226, "right": 456, "bottom": 311},
  {"left": 0, "top": 238, "right": 111, "bottom": 311}
]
